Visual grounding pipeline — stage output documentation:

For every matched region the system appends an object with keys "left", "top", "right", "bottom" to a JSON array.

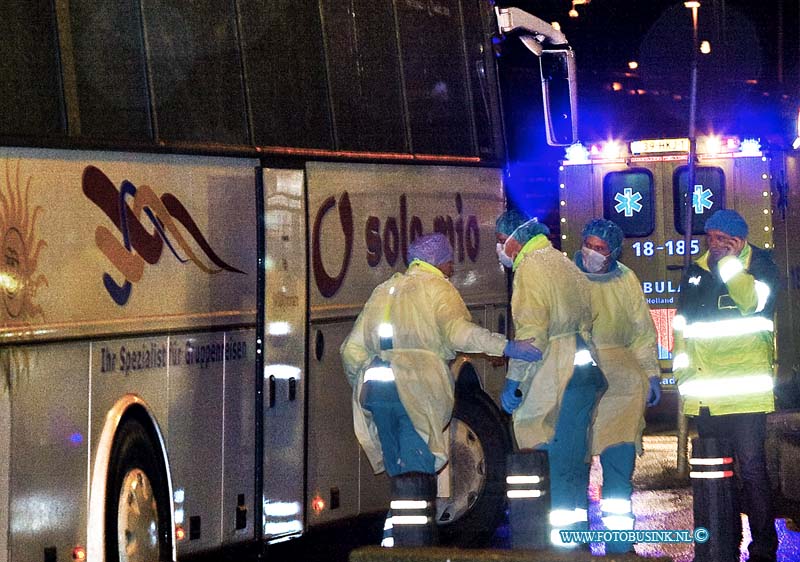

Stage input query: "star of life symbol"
[
  {"left": 614, "top": 187, "right": 643, "bottom": 217},
  {"left": 692, "top": 184, "right": 714, "bottom": 214}
]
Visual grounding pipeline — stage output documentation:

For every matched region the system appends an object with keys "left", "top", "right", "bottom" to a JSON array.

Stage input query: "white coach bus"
[{"left": 0, "top": 2, "right": 575, "bottom": 561}]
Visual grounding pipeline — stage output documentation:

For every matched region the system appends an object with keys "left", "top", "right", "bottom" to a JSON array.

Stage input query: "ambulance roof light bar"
[{"left": 564, "top": 135, "right": 762, "bottom": 164}]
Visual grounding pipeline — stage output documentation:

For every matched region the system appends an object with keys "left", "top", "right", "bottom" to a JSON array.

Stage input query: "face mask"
[
  {"left": 581, "top": 246, "right": 608, "bottom": 273},
  {"left": 496, "top": 242, "right": 515, "bottom": 269}
]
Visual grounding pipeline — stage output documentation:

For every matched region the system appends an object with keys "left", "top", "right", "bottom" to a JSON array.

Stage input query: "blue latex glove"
[
  {"left": 501, "top": 379, "right": 522, "bottom": 414},
  {"left": 503, "top": 339, "right": 543, "bottom": 362},
  {"left": 646, "top": 376, "right": 662, "bottom": 407}
]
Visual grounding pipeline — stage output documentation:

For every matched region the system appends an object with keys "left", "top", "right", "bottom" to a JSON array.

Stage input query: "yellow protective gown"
[
  {"left": 507, "top": 235, "right": 593, "bottom": 449},
  {"left": 584, "top": 263, "right": 660, "bottom": 455},
  {"left": 341, "top": 261, "right": 507, "bottom": 474}
]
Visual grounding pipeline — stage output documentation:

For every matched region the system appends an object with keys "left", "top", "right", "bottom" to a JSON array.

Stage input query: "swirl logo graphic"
[{"left": 82, "top": 166, "right": 245, "bottom": 306}]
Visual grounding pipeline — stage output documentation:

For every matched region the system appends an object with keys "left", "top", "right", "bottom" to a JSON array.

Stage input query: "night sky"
[{"left": 499, "top": 0, "right": 800, "bottom": 158}]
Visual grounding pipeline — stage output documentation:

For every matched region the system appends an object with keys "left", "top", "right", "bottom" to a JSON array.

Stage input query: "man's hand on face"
[
  {"left": 707, "top": 229, "right": 746, "bottom": 265},
  {"left": 718, "top": 235, "right": 743, "bottom": 258}
]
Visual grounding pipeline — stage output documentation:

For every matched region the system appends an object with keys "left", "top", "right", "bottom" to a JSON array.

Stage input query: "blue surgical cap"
[
  {"left": 495, "top": 209, "right": 530, "bottom": 236},
  {"left": 495, "top": 210, "right": 550, "bottom": 244},
  {"left": 582, "top": 219, "right": 624, "bottom": 259},
  {"left": 705, "top": 209, "right": 749, "bottom": 239},
  {"left": 408, "top": 233, "right": 454, "bottom": 266}
]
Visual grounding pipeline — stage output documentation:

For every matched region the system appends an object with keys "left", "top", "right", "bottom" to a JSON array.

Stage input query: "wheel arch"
[
  {"left": 87, "top": 394, "right": 176, "bottom": 562},
  {"left": 451, "top": 356, "right": 512, "bottom": 449}
]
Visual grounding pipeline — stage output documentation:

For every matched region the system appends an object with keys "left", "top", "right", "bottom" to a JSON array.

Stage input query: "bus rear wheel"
[
  {"left": 436, "top": 395, "right": 508, "bottom": 546},
  {"left": 106, "top": 418, "right": 172, "bottom": 562}
]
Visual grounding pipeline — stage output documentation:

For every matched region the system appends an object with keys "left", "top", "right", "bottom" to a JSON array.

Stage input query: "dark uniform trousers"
[{"left": 696, "top": 409, "right": 778, "bottom": 561}]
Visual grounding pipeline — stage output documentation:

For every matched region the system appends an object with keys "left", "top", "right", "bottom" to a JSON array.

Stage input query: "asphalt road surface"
[{"left": 195, "top": 433, "right": 800, "bottom": 562}]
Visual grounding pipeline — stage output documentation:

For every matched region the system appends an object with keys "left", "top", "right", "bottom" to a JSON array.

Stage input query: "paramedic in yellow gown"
[
  {"left": 341, "top": 232, "right": 540, "bottom": 546},
  {"left": 574, "top": 219, "right": 661, "bottom": 554}
]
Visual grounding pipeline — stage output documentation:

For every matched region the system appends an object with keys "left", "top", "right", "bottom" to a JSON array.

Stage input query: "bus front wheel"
[
  {"left": 106, "top": 418, "right": 172, "bottom": 562},
  {"left": 436, "top": 395, "right": 509, "bottom": 546}
]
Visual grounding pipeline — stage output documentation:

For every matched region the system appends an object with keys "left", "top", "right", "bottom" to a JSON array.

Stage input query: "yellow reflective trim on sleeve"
[
  {"left": 719, "top": 257, "right": 744, "bottom": 282},
  {"left": 678, "top": 374, "right": 773, "bottom": 397},
  {"left": 683, "top": 317, "right": 773, "bottom": 338},
  {"left": 754, "top": 280, "right": 770, "bottom": 313}
]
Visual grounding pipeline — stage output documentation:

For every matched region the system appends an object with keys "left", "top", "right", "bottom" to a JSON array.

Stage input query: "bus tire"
[
  {"left": 437, "top": 394, "right": 509, "bottom": 547},
  {"left": 106, "top": 417, "right": 172, "bottom": 562}
]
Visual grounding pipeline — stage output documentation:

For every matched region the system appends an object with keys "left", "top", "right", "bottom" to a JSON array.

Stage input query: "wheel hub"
[
  {"left": 436, "top": 417, "right": 486, "bottom": 525},
  {"left": 117, "top": 468, "right": 160, "bottom": 562}
]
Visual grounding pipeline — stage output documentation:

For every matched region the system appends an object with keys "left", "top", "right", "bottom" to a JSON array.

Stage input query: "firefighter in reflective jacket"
[
  {"left": 673, "top": 209, "right": 779, "bottom": 562},
  {"left": 341, "top": 233, "right": 541, "bottom": 547},
  {"left": 574, "top": 219, "right": 661, "bottom": 554}
]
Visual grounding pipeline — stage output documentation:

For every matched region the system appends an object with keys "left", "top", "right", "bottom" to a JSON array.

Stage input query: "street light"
[{"left": 677, "top": 0, "right": 701, "bottom": 480}]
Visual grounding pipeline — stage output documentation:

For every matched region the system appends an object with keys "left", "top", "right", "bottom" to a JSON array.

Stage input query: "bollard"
[
  {"left": 690, "top": 437, "right": 741, "bottom": 562},
  {"left": 506, "top": 450, "right": 550, "bottom": 549}
]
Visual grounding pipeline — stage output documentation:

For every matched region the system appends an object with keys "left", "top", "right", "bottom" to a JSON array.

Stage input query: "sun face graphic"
[
  {"left": 0, "top": 160, "right": 47, "bottom": 320},
  {"left": 0, "top": 160, "right": 47, "bottom": 391}
]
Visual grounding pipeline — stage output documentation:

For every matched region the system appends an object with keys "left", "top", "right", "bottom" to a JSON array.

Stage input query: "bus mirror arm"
[{"left": 495, "top": 7, "right": 568, "bottom": 47}]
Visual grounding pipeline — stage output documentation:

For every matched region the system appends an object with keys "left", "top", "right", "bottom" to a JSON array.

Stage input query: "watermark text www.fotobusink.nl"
[{"left": 559, "top": 527, "right": 710, "bottom": 544}]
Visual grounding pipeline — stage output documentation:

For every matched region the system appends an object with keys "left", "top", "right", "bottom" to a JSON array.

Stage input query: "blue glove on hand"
[
  {"left": 646, "top": 376, "right": 661, "bottom": 407},
  {"left": 503, "top": 339, "right": 543, "bottom": 362},
  {"left": 501, "top": 379, "right": 523, "bottom": 414}
]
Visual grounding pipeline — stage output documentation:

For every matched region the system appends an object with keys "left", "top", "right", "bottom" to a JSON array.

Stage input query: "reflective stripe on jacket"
[{"left": 673, "top": 244, "right": 779, "bottom": 416}]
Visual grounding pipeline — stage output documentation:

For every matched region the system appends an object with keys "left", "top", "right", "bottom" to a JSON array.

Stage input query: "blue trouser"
[
  {"left": 362, "top": 381, "right": 436, "bottom": 477},
  {"left": 363, "top": 380, "right": 437, "bottom": 547},
  {"left": 540, "top": 364, "right": 599, "bottom": 535},
  {"left": 596, "top": 442, "right": 636, "bottom": 553}
]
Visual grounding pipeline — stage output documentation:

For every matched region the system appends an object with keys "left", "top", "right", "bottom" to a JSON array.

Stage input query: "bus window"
[
  {"left": 673, "top": 166, "right": 726, "bottom": 234},
  {"left": 240, "top": 1, "right": 334, "bottom": 149},
  {"left": 396, "top": 0, "right": 475, "bottom": 156},
  {"left": 1, "top": 1, "right": 63, "bottom": 136},
  {"left": 142, "top": 0, "right": 248, "bottom": 144},
  {"left": 68, "top": 0, "right": 152, "bottom": 141},
  {"left": 602, "top": 169, "right": 655, "bottom": 237},
  {"left": 321, "top": 0, "right": 406, "bottom": 152}
]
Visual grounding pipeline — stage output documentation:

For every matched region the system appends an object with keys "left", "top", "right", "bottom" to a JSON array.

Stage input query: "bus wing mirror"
[
  {"left": 495, "top": 7, "right": 579, "bottom": 147},
  {"left": 539, "top": 49, "right": 578, "bottom": 147}
]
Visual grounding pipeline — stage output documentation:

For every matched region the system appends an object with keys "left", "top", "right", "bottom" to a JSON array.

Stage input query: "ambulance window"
[
  {"left": 602, "top": 169, "right": 655, "bottom": 237},
  {"left": 673, "top": 166, "right": 726, "bottom": 234}
]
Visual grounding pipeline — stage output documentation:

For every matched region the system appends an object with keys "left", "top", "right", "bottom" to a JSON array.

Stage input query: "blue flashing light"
[{"left": 69, "top": 432, "right": 83, "bottom": 445}]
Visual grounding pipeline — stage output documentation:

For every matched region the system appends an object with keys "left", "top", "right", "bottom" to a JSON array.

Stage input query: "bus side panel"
[
  {"left": 221, "top": 328, "right": 256, "bottom": 545},
  {"left": 0, "top": 148, "right": 258, "bottom": 343},
  {"left": 306, "top": 319, "right": 370, "bottom": 524},
  {"left": 167, "top": 332, "right": 225, "bottom": 554},
  {"left": 307, "top": 163, "right": 506, "bottom": 317},
  {"left": 304, "top": 163, "right": 506, "bottom": 525},
  {"left": 1, "top": 385, "right": 7, "bottom": 562},
  {"left": 9, "top": 344, "right": 90, "bottom": 562},
  {"left": 262, "top": 168, "right": 307, "bottom": 539}
]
